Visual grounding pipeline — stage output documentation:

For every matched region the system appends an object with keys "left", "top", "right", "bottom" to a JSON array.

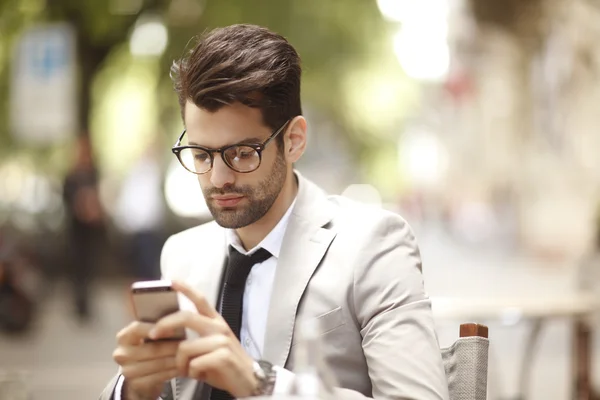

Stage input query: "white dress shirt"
[{"left": 115, "top": 198, "right": 297, "bottom": 400}]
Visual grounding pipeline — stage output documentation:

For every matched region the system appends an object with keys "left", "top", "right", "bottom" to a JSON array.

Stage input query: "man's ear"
[{"left": 285, "top": 116, "right": 307, "bottom": 163}]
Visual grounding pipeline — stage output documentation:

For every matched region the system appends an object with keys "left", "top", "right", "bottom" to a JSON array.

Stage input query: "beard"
[{"left": 202, "top": 151, "right": 287, "bottom": 229}]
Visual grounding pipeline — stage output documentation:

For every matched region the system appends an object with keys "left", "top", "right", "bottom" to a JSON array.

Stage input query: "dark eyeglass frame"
[{"left": 171, "top": 119, "right": 291, "bottom": 175}]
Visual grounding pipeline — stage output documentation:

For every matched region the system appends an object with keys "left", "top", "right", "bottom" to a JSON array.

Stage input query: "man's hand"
[
  {"left": 148, "top": 281, "right": 258, "bottom": 399},
  {"left": 112, "top": 321, "right": 180, "bottom": 400}
]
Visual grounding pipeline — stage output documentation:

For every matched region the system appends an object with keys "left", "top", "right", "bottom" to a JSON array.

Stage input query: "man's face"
[{"left": 184, "top": 101, "right": 288, "bottom": 229}]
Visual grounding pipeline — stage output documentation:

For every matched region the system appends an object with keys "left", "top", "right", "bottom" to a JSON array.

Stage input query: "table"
[{"left": 431, "top": 294, "right": 599, "bottom": 400}]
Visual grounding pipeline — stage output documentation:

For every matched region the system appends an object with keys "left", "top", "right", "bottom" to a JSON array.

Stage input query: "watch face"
[
  {"left": 253, "top": 361, "right": 267, "bottom": 379},
  {"left": 253, "top": 360, "right": 276, "bottom": 396},
  {"left": 257, "top": 360, "right": 274, "bottom": 372}
]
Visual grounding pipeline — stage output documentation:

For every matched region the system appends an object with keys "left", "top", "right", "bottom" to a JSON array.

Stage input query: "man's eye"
[
  {"left": 238, "top": 151, "right": 254, "bottom": 159},
  {"left": 194, "top": 152, "right": 209, "bottom": 162}
]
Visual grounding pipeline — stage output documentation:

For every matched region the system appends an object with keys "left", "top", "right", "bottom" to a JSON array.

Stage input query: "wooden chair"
[{"left": 441, "top": 323, "right": 489, "bottom": 400}]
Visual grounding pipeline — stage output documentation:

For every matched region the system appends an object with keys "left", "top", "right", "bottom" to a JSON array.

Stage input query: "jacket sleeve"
[{"left": 350, "top": 213, "right": 450, "bottom": 400}]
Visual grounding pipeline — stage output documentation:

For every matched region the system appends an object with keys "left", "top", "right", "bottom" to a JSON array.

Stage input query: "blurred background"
[{"left": 1, "top": 0, "right": 600, "bottom": 399}]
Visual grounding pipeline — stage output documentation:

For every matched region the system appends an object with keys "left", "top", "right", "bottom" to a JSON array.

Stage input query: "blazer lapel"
[
  {"left": 174, "top": 226, "right": 228, "bottom": 400},
  {"left": 184, "top": 225, "right": 228, "bottom": 310},
  {"left": 174, "top": 225, "right": 227, "bottom": 353},
  {"left": 262, "top": 174, "right": 337, "bottom": 366}
]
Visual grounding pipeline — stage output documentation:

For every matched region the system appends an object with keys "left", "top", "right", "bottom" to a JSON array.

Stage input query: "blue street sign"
[{"left": 10, "top": 23, "right": 78, "bottom": 144}]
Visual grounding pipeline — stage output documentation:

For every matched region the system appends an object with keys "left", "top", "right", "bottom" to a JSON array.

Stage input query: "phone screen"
[
  {"left": 132, "top": 290, "right": 179, "bottom": 323},
  {"left": 131, "top": 282, "right": 186, "bottom": 340}
]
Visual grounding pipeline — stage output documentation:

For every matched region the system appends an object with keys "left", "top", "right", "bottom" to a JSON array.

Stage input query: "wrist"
[
  {"left": 230, "top": 361, "right": 260, "bottom": 399},
  {"left": 244, "top": 369, "right": 261, "bottom": 398}
]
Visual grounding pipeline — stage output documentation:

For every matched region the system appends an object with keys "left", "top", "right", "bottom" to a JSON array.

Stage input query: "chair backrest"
[{"left": 441, "top": 323, "right": 489, "bottom": 400}]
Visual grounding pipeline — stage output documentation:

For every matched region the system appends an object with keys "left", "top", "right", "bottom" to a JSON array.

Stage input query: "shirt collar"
[{"left": 225, "top": 197, "right": 297, "bottom": 258}]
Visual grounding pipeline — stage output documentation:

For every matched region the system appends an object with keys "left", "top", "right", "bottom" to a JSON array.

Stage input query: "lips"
[{"left": 212, "top": 195, "right": 244, "bottom": 207}]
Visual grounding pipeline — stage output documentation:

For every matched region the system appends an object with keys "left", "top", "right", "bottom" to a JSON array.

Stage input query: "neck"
[{"left": 236, "top": 170, "right": 297, "bottom": 250}]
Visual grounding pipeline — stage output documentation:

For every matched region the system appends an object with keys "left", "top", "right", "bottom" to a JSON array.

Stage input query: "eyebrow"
[{"left": 187, "top": 137, "right": 263, "bottom": 147}]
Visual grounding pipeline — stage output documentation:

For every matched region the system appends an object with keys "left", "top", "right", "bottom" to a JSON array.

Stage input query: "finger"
[
  {"left": 121, "top": 356, "right": 178, "bottom": 380},
  {"left": 172, "top": 281, "right": 219, "bottom": 318},
  {"left": 187, "top": 348, "right": 233, "bottom": 382},
  {"left": 116, "top": 321, "right": 155, "bottom": 346},
  {"left": 176, "top": 335, "right": 230, "bottom": 376},
  {"left": 113, "top": 341, "right": 180, "bottom": 365},
  {"left": 127, "top": 368, "right": 179, "bottom": 395},
  {"left": 151, "top": 311, "right": 228, "bottom": 339}
]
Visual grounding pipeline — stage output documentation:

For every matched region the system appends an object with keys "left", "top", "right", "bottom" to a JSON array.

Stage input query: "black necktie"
[{"left": 210, "top": 245, "right": 272, "bottom": 400}]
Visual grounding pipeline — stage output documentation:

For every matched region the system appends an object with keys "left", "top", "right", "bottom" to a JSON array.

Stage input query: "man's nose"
[{"left": 209, "top": 155, "right": 235, "bottom": 189}]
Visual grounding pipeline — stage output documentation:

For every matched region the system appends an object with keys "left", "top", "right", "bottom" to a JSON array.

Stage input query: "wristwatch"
[{"left": 251, "top": 360, "right": 277, "bottom": 396}]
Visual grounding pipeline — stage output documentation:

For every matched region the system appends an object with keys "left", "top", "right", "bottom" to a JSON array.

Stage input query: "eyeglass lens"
[{"left": 178, "top": 145, "right": 261, "bottom": 174}]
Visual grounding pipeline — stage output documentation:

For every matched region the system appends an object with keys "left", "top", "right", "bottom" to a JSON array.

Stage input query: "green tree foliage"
[{"left": 0, "top": 0, "right": 388, "bottom": 151}]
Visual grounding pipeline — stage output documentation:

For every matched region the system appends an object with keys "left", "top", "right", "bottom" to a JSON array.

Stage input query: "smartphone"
[{"left": 130, "top": 280, "right": 186, "bottom": 341}]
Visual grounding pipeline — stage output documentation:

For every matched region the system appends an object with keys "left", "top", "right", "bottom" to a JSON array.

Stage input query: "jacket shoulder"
[
  {"left": 326, "top": 195, "right": 411, "bottom": 231},
  {"left": 160, "top": 220, "right": 222, "bottom": 279}
]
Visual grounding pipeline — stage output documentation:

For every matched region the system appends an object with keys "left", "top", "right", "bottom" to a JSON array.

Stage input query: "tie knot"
[{"left": 225, "top": 246, "right": 272, "bottom": 287}]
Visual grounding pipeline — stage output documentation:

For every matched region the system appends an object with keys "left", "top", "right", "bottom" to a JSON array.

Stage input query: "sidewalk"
[{"left": 0, "top": 280, "right": 129, "bottom": 400}]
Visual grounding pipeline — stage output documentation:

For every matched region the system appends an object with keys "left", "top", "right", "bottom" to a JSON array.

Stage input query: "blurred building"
[{"left": 437, "top": 0, "right": 600, "bottom": 260}]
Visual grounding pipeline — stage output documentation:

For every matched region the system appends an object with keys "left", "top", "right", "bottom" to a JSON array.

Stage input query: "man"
[
  {"left": 102, "top": 24, "right": 449, "bottom": 400},
  {"left": 115, "top": 141, "right": 166, "bottom": 281},
  {"left": 62, "top": 136, "right": 104, "bottom": 322}
]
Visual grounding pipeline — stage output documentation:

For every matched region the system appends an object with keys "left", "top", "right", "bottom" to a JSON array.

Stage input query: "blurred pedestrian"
[
  {"left": 62, "top": 136, "right": 104, "bottom": 322},
  {"left": 115, "top": 141, "right": 166, "bottom": 281}
]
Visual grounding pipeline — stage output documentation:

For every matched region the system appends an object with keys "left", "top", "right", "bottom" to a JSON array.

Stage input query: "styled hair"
[{"left": 171, "top": 24, "right": 302, "bottom": 136}]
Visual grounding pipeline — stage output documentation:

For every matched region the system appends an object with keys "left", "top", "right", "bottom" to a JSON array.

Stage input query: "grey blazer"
[{"left": 100, "top": 172, "right": 450, "bottom": 400}]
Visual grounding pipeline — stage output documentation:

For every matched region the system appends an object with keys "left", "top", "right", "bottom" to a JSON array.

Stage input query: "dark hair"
[{"left": 171, "top": 24, "right": 302, "bottom": 139}]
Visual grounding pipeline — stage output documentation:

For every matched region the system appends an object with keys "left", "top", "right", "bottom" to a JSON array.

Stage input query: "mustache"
[{"left": 204, "top": 185, "right": 253, "bottom": 197}]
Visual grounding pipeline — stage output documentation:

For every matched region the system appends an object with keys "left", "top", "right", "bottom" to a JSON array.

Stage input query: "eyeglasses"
[{"left": 172, "top": 120, "right": 290, "bottom": 175}]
